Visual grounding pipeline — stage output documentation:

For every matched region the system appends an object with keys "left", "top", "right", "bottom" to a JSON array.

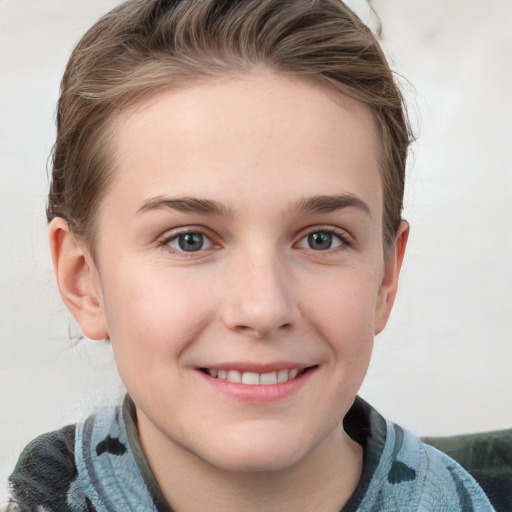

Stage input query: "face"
[{"left": 72, "top": 73, "right": 405, "bottom": 473}]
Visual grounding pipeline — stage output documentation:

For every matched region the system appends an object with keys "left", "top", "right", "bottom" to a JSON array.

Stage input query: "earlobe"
[
  {"left": 374, "top": 220, "right": 409, "bottom": 335},
  {"left": 49, "top": 218, "right": 109, "bottom": 341}
]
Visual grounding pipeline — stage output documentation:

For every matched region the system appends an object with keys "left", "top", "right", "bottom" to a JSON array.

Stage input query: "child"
[{"left": 7, "top": 0, "right": 495, "bottom": 510}]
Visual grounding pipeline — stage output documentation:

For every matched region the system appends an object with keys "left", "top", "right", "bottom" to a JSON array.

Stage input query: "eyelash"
[{"left": 158, "top": 226, "right": 352, "bottom": 256}]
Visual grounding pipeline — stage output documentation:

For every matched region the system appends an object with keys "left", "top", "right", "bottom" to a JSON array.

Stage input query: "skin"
[{"left": 50, "top": 72, "right": 408, "bottom": 511}]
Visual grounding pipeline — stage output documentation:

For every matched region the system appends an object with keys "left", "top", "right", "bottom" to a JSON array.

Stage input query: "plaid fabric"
[{"left": 424, "top": 429, "right": 512, "bottom": 512}]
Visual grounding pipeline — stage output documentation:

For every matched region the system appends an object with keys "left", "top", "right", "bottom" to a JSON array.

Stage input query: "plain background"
[{"left": 1, "top": 0, "right": 511, "bottom": 503}]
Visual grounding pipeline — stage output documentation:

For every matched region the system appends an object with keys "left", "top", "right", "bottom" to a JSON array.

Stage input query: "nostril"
[
  {"left": 234, "top": 324, "right": 266, "bottom": 337},
  {"left": 233, "top": 321, "right": 293, "bottom": 338}
]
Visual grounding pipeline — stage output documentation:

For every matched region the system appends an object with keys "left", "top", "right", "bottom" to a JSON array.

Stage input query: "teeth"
[
  {"left": 206, "top": 368, "right": 303, "bottom": 384},
  {"left": 260, "top": 371, "right": 278, "bottom": 385},
  {"left": 241, "top": 372, "right": 260, "bottom": 385},
  {"left": 277, "top": 369, "right": 289, "bottom": 383},
  {"left": 227, "top": 370, "right": 242, "bottom": 383},
  {"left": 289, "top": 368, "right": 298, "bottom": 379}
]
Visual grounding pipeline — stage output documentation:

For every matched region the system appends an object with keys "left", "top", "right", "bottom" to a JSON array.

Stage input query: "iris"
[{"left": 308, "top": 232, "right": 333, "bottom": 250}]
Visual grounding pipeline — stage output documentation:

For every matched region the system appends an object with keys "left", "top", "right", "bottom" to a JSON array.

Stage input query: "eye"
[
  {"left": 165, "top": 232, "right": 214, "bottom": 253},
  {"left": 297, "top": 230, "right": 345, "bottom": 251}
]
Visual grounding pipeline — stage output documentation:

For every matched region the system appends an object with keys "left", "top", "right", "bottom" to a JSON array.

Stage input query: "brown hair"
[{"left": 47, "top": 0, "right": 411, "bottom": 255}]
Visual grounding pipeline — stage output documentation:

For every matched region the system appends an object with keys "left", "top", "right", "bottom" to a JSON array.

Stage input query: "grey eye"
[
  {"left": 308, "top": 232, "right": 333, "bottom": 250},
  {"left": 168, "top": 232, "right": 213, "bottom": 252},
  {"left": 178, "top": 233, "right": 204, "bottom": 251},
  {"left": 297, "top": 231, "right": 343, "bottom": 251}
]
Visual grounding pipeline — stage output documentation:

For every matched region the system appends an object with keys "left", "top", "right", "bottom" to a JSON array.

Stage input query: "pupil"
[
  {"left": 308, "top": 232, "right": 332, "bottom": 250},
  {"left": 179, "top": 233, "right": 203, "bottom": 252}
]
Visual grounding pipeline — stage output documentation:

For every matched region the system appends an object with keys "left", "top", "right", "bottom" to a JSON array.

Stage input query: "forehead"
[{"left": 104, "top": 73, "right": 382, "bottom": 222}]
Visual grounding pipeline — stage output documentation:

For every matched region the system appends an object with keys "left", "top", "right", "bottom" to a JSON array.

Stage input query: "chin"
[
  {"left": 208, "top": 450, "right": 305, "bottom": 474},
  {"left": 197, "top": 430, "right": 315, "bottom": 474}
]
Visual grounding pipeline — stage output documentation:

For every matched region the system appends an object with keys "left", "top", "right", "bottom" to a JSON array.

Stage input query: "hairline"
[{"left": 69, "top": 70, "right": 400, "bottom": 263}]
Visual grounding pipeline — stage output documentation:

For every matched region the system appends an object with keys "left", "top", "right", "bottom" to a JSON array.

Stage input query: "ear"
[
  {"left": 374, "top": 220, "right": 409, "bottom": 335},
  {"left": 49, "top": 217, "right": 109, "bottom": 340}
]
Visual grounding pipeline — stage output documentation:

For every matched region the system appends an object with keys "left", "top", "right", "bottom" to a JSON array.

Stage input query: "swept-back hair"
[{"left": 48, "top": 0, "right": 410, "bottom": 255}]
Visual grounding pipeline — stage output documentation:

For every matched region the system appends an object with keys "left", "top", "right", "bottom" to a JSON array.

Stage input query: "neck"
[{"left": 137, "top": 411, "right": 363, "bottom": 512}]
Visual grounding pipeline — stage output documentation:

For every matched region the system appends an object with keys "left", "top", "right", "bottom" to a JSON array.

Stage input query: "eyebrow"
[
  {"left": 137, "top": 193, "right": 370, "bottom": 218},
  {"left": 291, "top": 194, "right": 371, "bottom": 217},
  {"left": 136, "top": 196, "right": 237, "bottom": 217}
]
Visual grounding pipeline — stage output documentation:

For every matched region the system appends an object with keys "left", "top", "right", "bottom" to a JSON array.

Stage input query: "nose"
[{"left": 221, "top": 250, "right": 298, "bottom": 339}]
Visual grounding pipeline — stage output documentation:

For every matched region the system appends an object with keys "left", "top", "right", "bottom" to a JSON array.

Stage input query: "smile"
[{"left": 202, "top": 368, "right": 306, "bottom": 385}]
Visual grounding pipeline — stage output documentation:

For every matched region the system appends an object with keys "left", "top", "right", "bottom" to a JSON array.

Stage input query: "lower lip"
[{"left": 198, "top": 368, "right": 315, "bottom": 404}]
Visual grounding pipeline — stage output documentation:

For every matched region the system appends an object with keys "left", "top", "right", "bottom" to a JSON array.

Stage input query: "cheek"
[
  {"left": 300, "top": 269, "right": 380, "bottom": 352},
  {"left": 100, "top": 265, "right": 218, "bottom": 368}
]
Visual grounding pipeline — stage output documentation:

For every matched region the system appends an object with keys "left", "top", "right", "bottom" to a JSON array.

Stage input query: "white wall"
[{"left": 1, "top": 0, "right": 511, "bottom": 503}]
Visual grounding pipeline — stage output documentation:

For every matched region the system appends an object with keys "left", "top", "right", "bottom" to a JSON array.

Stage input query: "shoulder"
[
  {"left": 9, "top": 402, "right": 160, "bottom": 512},
  {"left": 8, "top": 424, "right": 79, "bottom": 512},
  {"left": 423, "top": 428, "right": 512, "bottom": 512},
  {"left": 346, "top": 398, "right": 496, "bottom": 511},
  {"left": 418, "top": 439, "right": 496, "bottom": 511},
  {"left": 7, "top": 406, "right": 130, "bottom": 512},
  {"left": 379, "top": 421, "right": 496, "bottom": 511}
]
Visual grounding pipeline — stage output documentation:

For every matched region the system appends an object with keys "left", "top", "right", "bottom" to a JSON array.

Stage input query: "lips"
[
  {"left": 202, "top": 367, "right": 305, "bottom": 385},
  {"left": 198, "top": 364, "right": 316, "bottom": 403}
]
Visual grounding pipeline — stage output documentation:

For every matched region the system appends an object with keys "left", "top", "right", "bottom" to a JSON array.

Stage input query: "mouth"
[{"left": 200, "top": 367, "right": 311, "bottom": 385}]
